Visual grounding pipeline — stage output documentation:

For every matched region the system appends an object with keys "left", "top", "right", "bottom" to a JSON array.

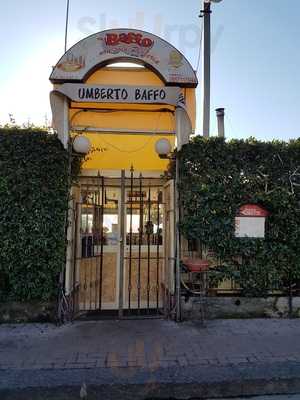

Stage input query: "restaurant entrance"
[{"left": 72, "top": 170, "right": 168, "bottom": 318}]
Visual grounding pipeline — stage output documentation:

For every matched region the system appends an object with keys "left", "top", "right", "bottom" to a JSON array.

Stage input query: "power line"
[
  {"left": 195, "top": 17, "right": 204, "bottom": 74},
  {"left": 64, "top": 0, "right": 70, "bottom": 53}
]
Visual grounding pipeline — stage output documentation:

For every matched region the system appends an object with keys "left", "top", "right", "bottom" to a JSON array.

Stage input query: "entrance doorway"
[{"left": 72, "top": 171, "right": 167, "bottom": 318}]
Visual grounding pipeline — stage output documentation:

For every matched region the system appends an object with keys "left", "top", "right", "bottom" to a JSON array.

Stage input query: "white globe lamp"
[
  {"left": 73, "top": 135, "right": 92, "bottom": 155},
  {"left": 155, "top": 138, "right": 172, "bottom": 159}
]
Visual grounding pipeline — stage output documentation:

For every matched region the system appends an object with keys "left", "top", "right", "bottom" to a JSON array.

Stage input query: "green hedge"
[
  {"left": 178, "top": 137, "right": 300, "bottom": 297},
  {"left": 0, "top": 128, "right": 69, "bottom": 301}
]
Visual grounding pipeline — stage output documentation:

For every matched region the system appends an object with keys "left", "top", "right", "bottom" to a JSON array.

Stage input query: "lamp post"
[
  {"left": 201, "top": 0, "right": 223, "bottom": 137},
  {"left": 155, "top": 138, "right": 172, "bottom": 159},
  {"left": 72, "top": 135, "right": 92, "bottom": 155}
]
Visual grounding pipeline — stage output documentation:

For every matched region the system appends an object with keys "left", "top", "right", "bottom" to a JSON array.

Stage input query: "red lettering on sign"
[
  {"left": 105, "top": 33, "right": 119, "bottom": 46},
  {"left": 238, "top": 204, "right": 269, "bottom": 217},
  {"left": 104, "top": 32, "right": 154, "bottom": 48}
]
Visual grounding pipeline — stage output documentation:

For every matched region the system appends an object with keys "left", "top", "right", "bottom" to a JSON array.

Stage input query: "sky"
[{"left": 0, "top": 0, "right": 299, "bottom": 140}]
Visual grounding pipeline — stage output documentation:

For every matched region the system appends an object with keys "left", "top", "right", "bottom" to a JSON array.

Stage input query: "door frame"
[{"left": 72, "top": 170, "right": 168, "bottom": 318}]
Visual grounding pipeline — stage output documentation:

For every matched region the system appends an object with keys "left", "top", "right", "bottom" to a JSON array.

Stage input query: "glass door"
[
  {"left": 76, "top": 181, "right": 121, "bottom": 311},
  {"left": 123, "top": 178, "right": 164, "bottom": 314},
  {"left": 74, "top": 173, "right": 166, "bottom": 317}
]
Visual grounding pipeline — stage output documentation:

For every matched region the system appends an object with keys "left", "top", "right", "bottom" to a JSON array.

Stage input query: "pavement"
[
  {"left": 1, "top": 318, "right": 300, "bottom": 399},
  {"left": 221, "top": 397, "right": 300, "bottom": 399}
]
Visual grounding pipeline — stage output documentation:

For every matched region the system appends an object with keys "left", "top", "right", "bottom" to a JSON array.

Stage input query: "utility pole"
[
  {"left": 201, "top": 0, "right": 223, "bottom": 137},
  {"left": 201, "top": 1, "right": 211, "bottom": 138}
]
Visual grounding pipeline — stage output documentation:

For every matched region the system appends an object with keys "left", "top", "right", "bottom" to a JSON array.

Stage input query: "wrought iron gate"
[{"left": 72, "top": 170, "right": 167, "bottom": 318}]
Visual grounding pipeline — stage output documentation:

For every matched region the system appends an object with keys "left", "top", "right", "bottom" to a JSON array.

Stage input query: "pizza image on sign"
[{"left": 57, "top": 55, "right": 86, "bottom": 72}]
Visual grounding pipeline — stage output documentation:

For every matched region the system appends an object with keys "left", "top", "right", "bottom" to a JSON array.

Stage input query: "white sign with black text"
[
  {"left": 235, "top": 217, "right": 266, "bottom": 238},
  {"left": 55, "top": 84, "right": 181, "bottom": 105},
  {"left": 235, "top": 204, "right": 269, "bottom": 238}
]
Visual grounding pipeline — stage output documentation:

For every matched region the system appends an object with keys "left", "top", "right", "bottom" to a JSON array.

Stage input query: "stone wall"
[
  {"left": 182, "top": 296, "right": 300, "bottom": 320},
  {"left": 2, "top": 298, "right": 300, "bottom": 323},
  {"left": 0, "top": 302, "right": 56, "bottom": 323}
]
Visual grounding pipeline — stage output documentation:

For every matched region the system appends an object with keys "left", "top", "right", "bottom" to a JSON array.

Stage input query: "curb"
[{"left": 1, "top": 362, "right": 300, "bottom": 399}]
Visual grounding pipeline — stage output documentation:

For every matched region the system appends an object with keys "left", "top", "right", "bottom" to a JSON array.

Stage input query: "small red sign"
[{"left": 238, "top": 204, "right": 269, "bottom": 218}]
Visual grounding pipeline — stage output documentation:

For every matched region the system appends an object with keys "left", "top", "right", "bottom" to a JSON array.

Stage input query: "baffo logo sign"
[
  {"left": 51, "top": 29, "right": 198, "bottom": 88},
  {"left": 100, "top": 32, "right": 154, "bottom": 58}
]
